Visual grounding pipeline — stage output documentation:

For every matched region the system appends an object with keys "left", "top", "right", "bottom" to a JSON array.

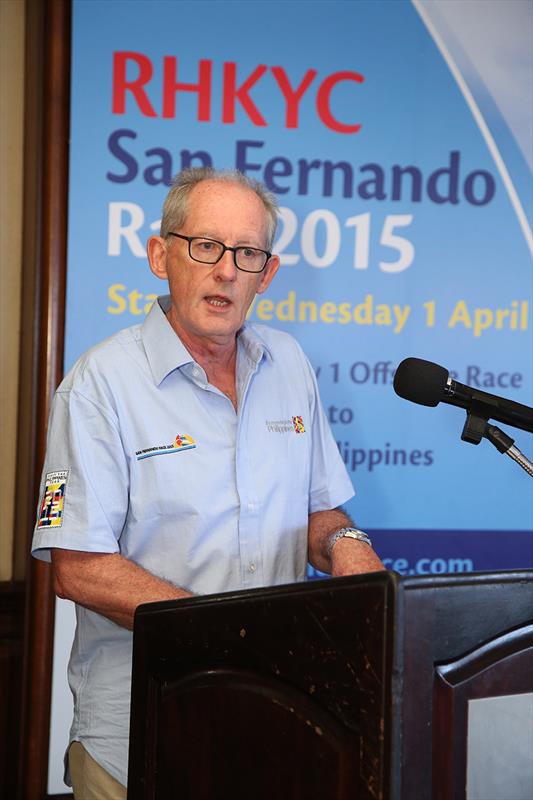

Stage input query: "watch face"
[
  {"left": 328, "top": 528, "right": 372, "bottom": 558},
  {"left": 343, "top": 530, "right": 372, "bottom": 546}
]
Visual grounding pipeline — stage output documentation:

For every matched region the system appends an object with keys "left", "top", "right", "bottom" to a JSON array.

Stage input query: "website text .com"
[{"left": 381, "top": 557, "right": 474, "bottom": 575}]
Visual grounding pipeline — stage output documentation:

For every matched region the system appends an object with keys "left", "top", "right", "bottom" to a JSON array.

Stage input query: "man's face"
[{"left": 148, "top": 180, "right": 279, "bottom": 349}]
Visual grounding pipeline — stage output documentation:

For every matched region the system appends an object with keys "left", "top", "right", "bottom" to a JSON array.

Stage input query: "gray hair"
[{"left": 159, "top": 167, "right": 279, "bottom": 249}]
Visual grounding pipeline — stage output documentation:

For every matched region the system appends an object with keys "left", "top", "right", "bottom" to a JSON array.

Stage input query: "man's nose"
[{"left": 213, "top": 248, "right": 238, "bottom": 280}]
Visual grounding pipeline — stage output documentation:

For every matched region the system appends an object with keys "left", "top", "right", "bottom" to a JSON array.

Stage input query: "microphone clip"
[
  {"left": 461, "top": 400, "right": 491, "bottom": 445},
  {"left": 460, "top": 403, "right": 533, "bottom": 478}
]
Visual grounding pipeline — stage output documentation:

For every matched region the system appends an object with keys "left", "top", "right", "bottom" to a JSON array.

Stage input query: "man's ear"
[
  {"left": 256, "top": 254, "right": 280, "bottom": 294},
  {"left": 147, "top": 236, "right": 168, "bottom": 280}
]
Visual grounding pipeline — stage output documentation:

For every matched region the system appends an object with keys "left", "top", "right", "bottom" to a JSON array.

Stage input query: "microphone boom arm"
[{"left": 484, "top": 423, "right": 533, "bottom": 478}]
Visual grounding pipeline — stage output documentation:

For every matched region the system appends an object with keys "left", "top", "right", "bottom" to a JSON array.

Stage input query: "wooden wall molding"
[
  {"left": 16, "top": 0, "right": 71, "bottom": 798},
  {"left": 0, "top": 0, "right": 25, "bottom": 582}
]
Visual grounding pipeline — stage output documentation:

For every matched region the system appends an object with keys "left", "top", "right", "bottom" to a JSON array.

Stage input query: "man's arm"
[
  {"left": 51, "top": 549, "right": 192, "bottom": 631},
  {"left": 307, "top": 508, "right": 386, "bottom": 576}
]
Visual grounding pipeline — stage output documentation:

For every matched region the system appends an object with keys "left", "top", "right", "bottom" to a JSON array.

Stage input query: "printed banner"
[
  {"left": 47, "top": 1, "right": 532, "bottom": 793},
  {"left": 65, "top": 0, "right": 532, "bottom": 571}
]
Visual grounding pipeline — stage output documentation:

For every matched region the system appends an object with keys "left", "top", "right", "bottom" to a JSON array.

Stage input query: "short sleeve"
[
  {"left": 302, "top": 353, "right": 355, "bottom": 513},
  {"left": 31, "top": 387, "right": 129, "bottom": 561}
]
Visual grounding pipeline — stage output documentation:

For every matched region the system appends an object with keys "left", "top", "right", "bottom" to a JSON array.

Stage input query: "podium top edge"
[
  {"left": 134, "top": 568, "right": 533, "bottom": 621},
  {"left": 134, "top": 571, "right": 394, "bottom": 618}
]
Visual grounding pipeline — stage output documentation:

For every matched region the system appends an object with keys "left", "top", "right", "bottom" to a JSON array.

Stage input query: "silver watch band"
[{"left": 327, "top": 527, "right": 373, "bottom": 558}]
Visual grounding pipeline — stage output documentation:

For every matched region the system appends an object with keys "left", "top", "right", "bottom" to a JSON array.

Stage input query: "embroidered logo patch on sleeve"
[{"left": 37, "top": 470, "right": 69, "bottom": 528}]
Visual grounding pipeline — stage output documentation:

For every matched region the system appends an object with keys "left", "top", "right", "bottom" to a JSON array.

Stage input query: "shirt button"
[
  {"left": 192, "top": 367, "right": 200, "bottom": 377},
  {"left": 249, "top": 563, "right": 256, "bottom": 573}
]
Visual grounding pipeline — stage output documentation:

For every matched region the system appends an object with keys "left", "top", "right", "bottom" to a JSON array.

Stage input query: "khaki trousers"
[{"left": 69, "top": 741, "right": 127, "bottom": 800}]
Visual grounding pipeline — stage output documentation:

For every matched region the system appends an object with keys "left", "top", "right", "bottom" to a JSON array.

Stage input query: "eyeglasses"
[{"left": 167, "top": 232, "right": 272, "bottom": 273}]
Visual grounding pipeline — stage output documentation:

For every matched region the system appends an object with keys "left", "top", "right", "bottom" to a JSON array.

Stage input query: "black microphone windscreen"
[{"left": 393, "top": 357, "right": 449, "bottom": 407}]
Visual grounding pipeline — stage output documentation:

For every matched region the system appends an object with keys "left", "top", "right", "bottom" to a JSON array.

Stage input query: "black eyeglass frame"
[{"left": 167, "top": 232, "right": 272, "bottom": 273}]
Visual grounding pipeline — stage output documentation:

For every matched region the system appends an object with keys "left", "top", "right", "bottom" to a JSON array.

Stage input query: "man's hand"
[{"left": 307, "top": 508, "right": 386, "bottom": 576}]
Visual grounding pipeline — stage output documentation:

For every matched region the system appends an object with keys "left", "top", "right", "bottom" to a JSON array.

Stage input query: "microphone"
[{"left": 393, "top": 357, "right": 533, "bottom": 434}]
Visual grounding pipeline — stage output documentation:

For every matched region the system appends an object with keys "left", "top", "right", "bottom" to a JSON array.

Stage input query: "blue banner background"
[{"left": 66, "top": 0, "right": 533, "bottom": 568}]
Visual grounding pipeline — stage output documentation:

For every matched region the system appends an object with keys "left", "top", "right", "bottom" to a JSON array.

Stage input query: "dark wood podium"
[{"left": 128, "top": 570, "right": 533, "bottom": 799}]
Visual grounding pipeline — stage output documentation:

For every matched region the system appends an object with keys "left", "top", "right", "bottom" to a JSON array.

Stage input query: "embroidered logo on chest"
[
  {"left": 265, "top": 416, "right": 306, "bottom": 434},
  {"left": 136, "top": 434, "right": 197, "bottom": 460}
]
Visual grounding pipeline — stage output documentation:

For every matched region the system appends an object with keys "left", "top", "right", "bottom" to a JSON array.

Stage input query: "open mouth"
[{"left": 205, "top": 296, "right": 231, "bottom": 308}]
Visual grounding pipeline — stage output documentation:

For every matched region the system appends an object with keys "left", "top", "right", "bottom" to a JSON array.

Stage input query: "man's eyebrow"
[{"left": 190, "top": 231, "right": 267, "bottom": 247}]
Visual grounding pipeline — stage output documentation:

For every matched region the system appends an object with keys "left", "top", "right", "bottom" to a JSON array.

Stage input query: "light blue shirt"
[{"left": 32, "top": 296, "right": 354, "bottom": 786}]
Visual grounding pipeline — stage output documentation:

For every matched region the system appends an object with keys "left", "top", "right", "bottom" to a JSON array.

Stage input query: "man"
[{"left": 32, "top": 167, "right": 385, "bottom": 799}]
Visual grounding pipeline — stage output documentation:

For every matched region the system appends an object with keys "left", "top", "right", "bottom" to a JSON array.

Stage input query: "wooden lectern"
[{"left": 128, "top": 570, "right": 533, "bottom": 799}]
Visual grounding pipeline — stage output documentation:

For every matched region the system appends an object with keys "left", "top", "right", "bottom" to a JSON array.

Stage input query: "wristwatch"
[{"left": 327, "top": 527, "right": 373, "bottom": 558}]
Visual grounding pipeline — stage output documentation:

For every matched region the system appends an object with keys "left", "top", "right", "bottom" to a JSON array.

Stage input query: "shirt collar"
[
  {"left": 142, "top": 296, "right": 194, "bottom": 385},
  {"left": 238, "top": 323, "right": 273, "bottom": 366},
  {"left": 142, "top": 295, "right": 273, "bottom": 386}
]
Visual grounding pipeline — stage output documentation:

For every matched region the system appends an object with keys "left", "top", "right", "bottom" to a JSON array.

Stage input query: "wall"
[{"left": 0, "top": 0, "right": 25, "bottom": 581}]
